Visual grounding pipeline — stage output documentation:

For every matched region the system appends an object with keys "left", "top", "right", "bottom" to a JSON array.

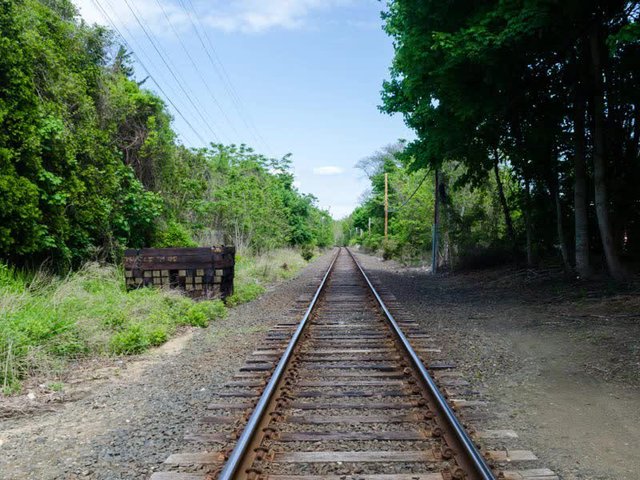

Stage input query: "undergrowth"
[
  {"left": 0, "top": 263, "right": 226, "bottom": 393},
  {"left": 0, "top": 247, "right": 314, "bottom": 394},
  {"left": 227, "top": 248, "right": 310, "bottom": 306}
]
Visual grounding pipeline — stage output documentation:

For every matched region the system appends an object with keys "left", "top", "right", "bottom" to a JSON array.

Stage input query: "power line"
[
  {"left": 118, "top": 0, "right": 221, "bottom": 142},
  {"left": 91, "top": 0, "right": 207, "bottom": 145},
  {"left": 178, "top": 0, "right": 273, "bottom": 154},
  {"left": 388, "top": 170, "right": 431, "bottom": 213},
  {"left": 153, "top": 0, "right": 239, "bottom": 139}
]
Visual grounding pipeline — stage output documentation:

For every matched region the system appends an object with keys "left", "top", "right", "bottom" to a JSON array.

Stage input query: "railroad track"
[{"left": 152, "top": 248, "right": 556, "bottom": 480}]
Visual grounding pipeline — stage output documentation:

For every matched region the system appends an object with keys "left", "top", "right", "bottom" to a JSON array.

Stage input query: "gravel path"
[
  {"left": 353, "top": 250, "right": 640, "bottom": 480},
  {"left": 0, "top": 251, "right": 334, "bottom": 480}
]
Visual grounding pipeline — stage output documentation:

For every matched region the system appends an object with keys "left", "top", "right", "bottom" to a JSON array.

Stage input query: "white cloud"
[
  {"left": 313, "top": 166, "right": 344, "bottom": 176},
  {"left": 74, "top": 0, "right": 351, "bottom": 35},
  {"left": 74, "top": 0, "right": 189, "bottom": 34}
]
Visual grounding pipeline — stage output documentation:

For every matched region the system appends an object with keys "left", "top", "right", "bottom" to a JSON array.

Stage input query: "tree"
[{"left": 380, "top": 0, "right": 640, "bottom": 276}]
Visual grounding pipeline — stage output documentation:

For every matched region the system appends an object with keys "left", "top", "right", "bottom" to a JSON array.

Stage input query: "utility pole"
[
  {"left": 368, "top": 217, "right": 371, "bottom": 235},
  {"left": 432, "top": 169, "right": 440, "bottom": 274},
  {"left": 384, "top": 173, "right": 389, "bottom": 242}
]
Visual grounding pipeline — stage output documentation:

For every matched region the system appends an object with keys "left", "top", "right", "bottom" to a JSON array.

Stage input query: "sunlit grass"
[{"left": 0, "top": 247, "right": 315, "bottom": 394}]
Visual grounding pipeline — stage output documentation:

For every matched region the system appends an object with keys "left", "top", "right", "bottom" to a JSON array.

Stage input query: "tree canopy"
[
  {"left": 0, "top": 0, "right": 332, "bottom": 268},
  {"left": 376, "top": 0, "right": 640, "bottom": 277}
]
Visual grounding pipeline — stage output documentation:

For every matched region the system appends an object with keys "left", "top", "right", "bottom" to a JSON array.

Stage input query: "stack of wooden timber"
[{"left": 123, "top": 246, "right": 235, "bottom": 299}]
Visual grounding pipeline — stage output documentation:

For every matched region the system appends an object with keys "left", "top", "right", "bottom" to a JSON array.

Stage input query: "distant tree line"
[
  {"left": 341, "top": 143, "right": 516, "bottom": 267},
  {"left": 0, "top": 0, "right": 332, "bottom": 268},
  {"left": 365, "top": 0, "right": 639, "bottom": 278}
]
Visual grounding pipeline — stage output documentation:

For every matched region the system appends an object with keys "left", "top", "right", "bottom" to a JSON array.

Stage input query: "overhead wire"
[
  {"left": 118, "top": 0, "right": 221, "bottom": 142},
  {"left": 91, "top": 0, "right": 207, "bottom": 145},
  {"left": 387, "top": 170, "right": 431, "bottom": 213},
  {"left": 152, "top": 0, "right": 240, "bottom": 139},
  {"left": 178, "top": 0, "right": 273, "bottom": 154}
]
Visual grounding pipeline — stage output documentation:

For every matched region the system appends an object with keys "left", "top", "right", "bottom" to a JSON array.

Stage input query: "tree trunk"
[
  {"left": 493, "top": 149, "right": 517, "bottom": 251},
  {"left": 589, "top": 25, "right": 626, "bottom": 280},
  {"left": 524, "top": 176, "right": 534, "bottom": 267},
  {"left": 573, "top": 90, "right": 591, "bottom": 278},
  {"left": 432, "top": 169, "right": 440, "bottom": 274},
  {"left": 551, "top": 171, "right": 571, "bottom": 273}
]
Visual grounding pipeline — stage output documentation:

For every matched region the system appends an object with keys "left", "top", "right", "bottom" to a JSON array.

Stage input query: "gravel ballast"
[
  {"left": 0, "top": 252, "right": 335, "bottom": 480},
  {"left": 353, "top": 250, "right": 640, "bottom": 480}
]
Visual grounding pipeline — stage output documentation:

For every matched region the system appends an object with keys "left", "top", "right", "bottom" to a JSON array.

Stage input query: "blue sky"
[{"left": 75, "top": 0, "right": 414, "bottom": 218}]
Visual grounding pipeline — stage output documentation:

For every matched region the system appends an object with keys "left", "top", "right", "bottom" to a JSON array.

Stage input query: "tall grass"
[
  {"left": 227, "top": 248, "right": 310, "bottom": 306},
  {"left": 0, "top": 247, "right": 315, "bottom": 394},
  {"left": 0, "top": 263, "right": 226, "bottom": 393}
]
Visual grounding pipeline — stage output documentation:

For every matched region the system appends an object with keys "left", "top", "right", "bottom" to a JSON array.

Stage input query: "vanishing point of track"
[
  {"left": 153, "top": 247, "right": 508, "bottom": 480},
  {"left": 218, "top": 247, "right": 496, "bottom": 479}
]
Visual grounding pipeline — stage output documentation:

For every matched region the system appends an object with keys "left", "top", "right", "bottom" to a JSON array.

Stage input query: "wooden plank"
[
  {"left": 224, "top": 380, "right": 265, "bottom": 387},
  {"left": 150, "top": 474, "right": 205, "bottom": 480},
  {"left": 309, "top": 349, "right": 395, "bottom": 354},
  {"left": 273, "top": 450, "right": 436, "bottom": 463},
  {"left": 267, "top": 475, "right": 442, "bottom": 480},
  {"left": 487, "top": 450, "right": 538, "bottom": 462},
  {"left": 303, "top": 363, "right": 400, "bottom": 370},
  {"left": 301, "top": 371, "right": 405, "bottom": 379},
  {"left": 279, "top": 430, "right": 428, "bottom": 441},
  {"left": 290, "top": 401, "right": 419, "bottom": 410},
  {"left": 164, "top": 452, "right": 224, "bottom": 465},
  {"left": 295, "top": 389, "right": 407, "bottom": 398},
  {"left": 301, "top": 356, "right": 401, "bottom": 362},
  {"left": 240, "top": 363, "right": 273, "bottom": 371},
  {"left": 207, "top": 401, "right": 253, "bottom": 410},
  {"left": 451, "top": 399, "right": 488, "bottom": 408},
  {"left": 501, "top": 469, "right": 558, "bottom": 480},
  {"left": 297, "top": 380, "right": 404, "bottom": 387},
  {"left": 288, "top": 414, "right": 419, "bottom": 424}
]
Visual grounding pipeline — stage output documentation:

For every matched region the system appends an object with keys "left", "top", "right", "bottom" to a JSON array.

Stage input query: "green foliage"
[
  {"left": 183, "top": 300, "right": 227, "bottom": 327},
  {"left": 0, "top": 1, "right": 334, "bottom": 266},
  {"left": 300, "top": 244, "right": 315, "bottom": 262},
  {"left": 225, "top": 282, "right": 266, "bottom": 307},
  {"left": 343, "top": 143, "right": 515, "bottom": 265},
  {"left": 153, "top": 220, "right": 197, "bottom": 248},
  {"left": 379, "top": 0, "right": 640, "bottom": 271},
  {"left": 0, "top": 262, "right": 227, "bottom": 389},
  {"left": 184, "top": 145, "right": 333, "bottom": 253}
]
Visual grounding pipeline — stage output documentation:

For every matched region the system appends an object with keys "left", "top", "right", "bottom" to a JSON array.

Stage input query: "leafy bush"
[
  {"left": 301, "top": 244, "right": 315, "bottom": 261},
  {"left": 0, "top": 262, "right": 226, "bottom": 391},
  {"left": 153, "top": 220, "right": 197, "bottom": 248},
  {"left": 225, "top": 282, "right": 266, "bottom": 307},
  {"left": 110, "top": 324, "right": 149, "bottom": 355},
  {"left": 382, "top": 239, "right": 400, "bottom": 260},
  {"left": 182, "top": 300, "right": 227, "bottom": 327}
]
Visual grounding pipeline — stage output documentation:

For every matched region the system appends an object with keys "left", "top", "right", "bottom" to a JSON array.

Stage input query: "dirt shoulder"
[
  {"left": 0, "top": 251, "right": 335, "bottom": 480},
  {"left": 354, "top": 250, "right": 640, "bottom": 480}
]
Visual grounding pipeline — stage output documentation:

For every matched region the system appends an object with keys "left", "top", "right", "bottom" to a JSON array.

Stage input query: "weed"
[
  {"left": 0, "top": 247, "right": 311, "bottom": 393},
  {"left": 47, "top": 381, "right": 64, "bottom": 392}
]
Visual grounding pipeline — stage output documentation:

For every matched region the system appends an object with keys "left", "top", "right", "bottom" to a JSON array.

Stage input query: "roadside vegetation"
[
  {"left": 342, "top": 2, "right": 640, "bottom": 278},
  {"left": 0, "top": 1, "right": 333, "bottom": 394},
  {"left": 1, "top": 247, "right": 313, "bottom": 394}
]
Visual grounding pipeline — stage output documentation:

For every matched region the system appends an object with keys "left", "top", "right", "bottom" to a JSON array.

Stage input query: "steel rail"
[
  {"left": 218, "top": 248, "right": 341, "bottom": 480},
  {"left": 346, "top": 248, "right": 496, "bottom": 480}
]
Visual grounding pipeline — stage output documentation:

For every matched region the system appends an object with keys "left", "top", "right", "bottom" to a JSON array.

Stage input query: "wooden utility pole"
[
  {"left": 384, "top": 173, "right": 389, "bottom": 242},
  {"left": 432, "top": 169, "right": 440, "bottom": 274}
]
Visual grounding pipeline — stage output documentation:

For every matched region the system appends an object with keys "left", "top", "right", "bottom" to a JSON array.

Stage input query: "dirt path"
[
  {"left": 354, "top": 251, "right": 640, "bottom": 480},
  {"left": 0, "top": 252, "right": 334, "bottom": 480}
]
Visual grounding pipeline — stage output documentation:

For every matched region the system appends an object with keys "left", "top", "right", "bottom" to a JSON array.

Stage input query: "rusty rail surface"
[
  {"left": 217, "top": 247, "right": 495, "bottom": 480},
  {"left": 152, "top": 247, "right": 516, "bottom": 480}
]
